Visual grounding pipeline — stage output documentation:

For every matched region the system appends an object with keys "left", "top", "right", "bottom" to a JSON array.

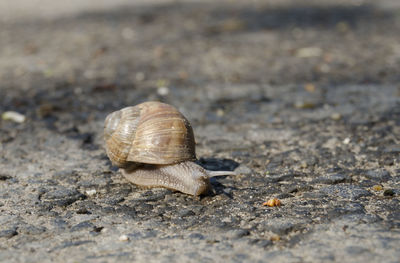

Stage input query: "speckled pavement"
[{"left": 0, "top": 0, "right": 399, "bottom": 262}]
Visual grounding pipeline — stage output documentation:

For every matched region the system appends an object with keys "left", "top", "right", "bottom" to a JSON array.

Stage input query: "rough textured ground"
[{"left": 0, "top": 0, "right": 399, "bottom": 262}]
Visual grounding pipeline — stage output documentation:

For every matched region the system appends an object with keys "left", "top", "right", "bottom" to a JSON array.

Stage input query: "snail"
[{"left": 104, "top": 101, "right": 235, "bottom": 196}]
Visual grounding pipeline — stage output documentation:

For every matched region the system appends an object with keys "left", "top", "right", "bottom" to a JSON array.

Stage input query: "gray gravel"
[{"left": 1, "top": 0, "right": 400, "bottom": 262}]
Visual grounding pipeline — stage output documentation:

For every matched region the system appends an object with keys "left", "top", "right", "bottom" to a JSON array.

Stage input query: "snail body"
[
  {"left": 104, "top": 101, "right": 232, "bottom": 196},
  {"left": 121, "top": 161, "right": 210, "bottom": 196}
]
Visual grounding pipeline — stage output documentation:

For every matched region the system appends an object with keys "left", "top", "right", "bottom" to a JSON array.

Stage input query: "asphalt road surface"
[{"left": 0, "top": 0, "right": 399, "bottom": 262}]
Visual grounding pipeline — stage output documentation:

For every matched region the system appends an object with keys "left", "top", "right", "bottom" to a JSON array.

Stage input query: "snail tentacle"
[{"left": 206, "top": 170, "right": 237, "bottom": 177}]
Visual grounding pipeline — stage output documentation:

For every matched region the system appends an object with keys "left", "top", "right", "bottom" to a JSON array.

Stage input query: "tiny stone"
[
  {"left": 85, "top": 189, "right": 97, "bottom": 196},
  {"left": 119, "top": 234, "right": 130, "bottom": 241},
  {"left": 331, "top": 113, "right": 342, "bottom": 120},
  {"left": 216, "top": 108, "right": 224, "bottom": 117},
  {"left": 296, "top": 47, "right": 322, "bottom": 58},
  {"left": 2, "top": 111, "right": 26, "bottom": 123},
  {"left": 343, "top": 137, "right": 350, "bottom": 145},
  {"left": 157, "top": 86, "right": 169, "bottom": 96}
]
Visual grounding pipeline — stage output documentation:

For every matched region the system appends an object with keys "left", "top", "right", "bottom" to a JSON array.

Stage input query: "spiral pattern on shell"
[{"left": 104, "top": 101, "right": 196, "bottom": 168}]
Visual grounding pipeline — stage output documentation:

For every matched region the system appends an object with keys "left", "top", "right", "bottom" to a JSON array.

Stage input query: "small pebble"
[
  {"left": 85, "top": 189, "right": 97, "bottom": 196},
  {"left": 331, "top": 113, "right": 342, "bottom": 120},
  {"left": 216, "top": 108, "right": 224, "bottom": 117},
  {"left": 157, "top": 86, "right": 169, "bottom": 96},
  {"left": 2, "top": 111, "right": 26, "bottom": 123},
  {"left": 119, "top": 234, "right": 129, "bottom": 241},
  {"left": 296, "top": 47, "right": 322, "bottom": 58},
  {"left": 343, "top": 138, "right": 350, "bottom": 145}
]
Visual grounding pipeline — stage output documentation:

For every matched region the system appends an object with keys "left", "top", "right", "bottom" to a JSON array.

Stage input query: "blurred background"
[{"left": 1, "top": 0, "right": 399, "bottom": 125}]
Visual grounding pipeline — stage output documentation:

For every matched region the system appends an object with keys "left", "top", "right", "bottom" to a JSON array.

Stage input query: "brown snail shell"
[
  {"left": 104, "top": 101, "right": 233, "bottom": 196},
  {"left": 105, "top": 101, "right": 196, "bottom": 167}
]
